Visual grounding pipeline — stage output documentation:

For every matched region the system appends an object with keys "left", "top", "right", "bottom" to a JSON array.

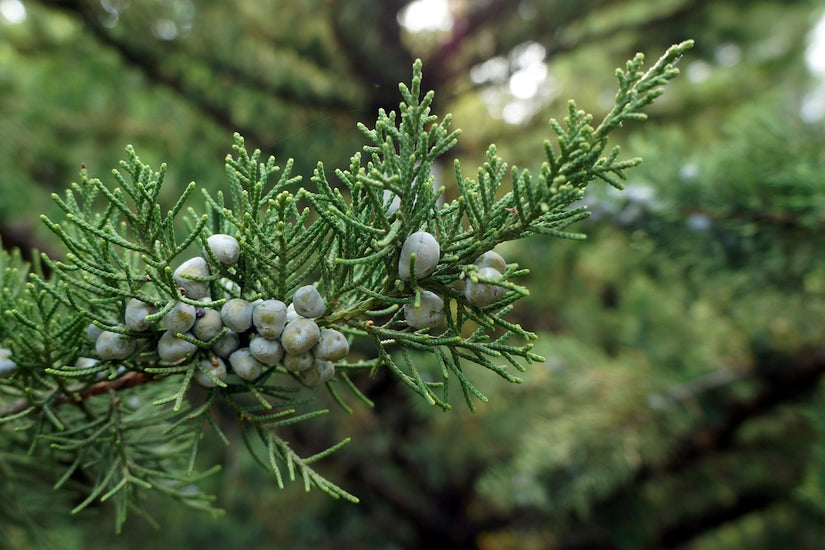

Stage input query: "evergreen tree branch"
[
  {"left": 32, "top": 0, "right": 271, "bottom": 150},
  {"left": 552, "top": 346, "right": 825, "bottom": 548},
  {"left": 654, "top": 485, "right": 784, "bottom": 549},
  {"left": 659, "top": 346, "right": 825, "bottom": 475},
  {"left": 554, "top": 484, "right": 786, "bottom": 550},
  {"left": 464, "top": 347, "right": 825, "bottom": 548},
  {"left": 0, "top": 45, "right": 691, "bottom": 526}
]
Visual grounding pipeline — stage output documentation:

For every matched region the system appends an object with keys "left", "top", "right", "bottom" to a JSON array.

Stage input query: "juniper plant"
[{"left": 0, "top": 41, "right": 693, "bottom": 530}]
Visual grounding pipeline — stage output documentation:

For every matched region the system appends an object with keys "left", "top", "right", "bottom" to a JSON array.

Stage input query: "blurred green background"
[{"left": 2, "top": 0, "right": 825, "bottom": 548}]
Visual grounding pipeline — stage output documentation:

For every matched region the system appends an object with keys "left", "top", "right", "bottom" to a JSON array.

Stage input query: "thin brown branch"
[{"left": 1, "top": 370, "right": 155, "bottom": 417}]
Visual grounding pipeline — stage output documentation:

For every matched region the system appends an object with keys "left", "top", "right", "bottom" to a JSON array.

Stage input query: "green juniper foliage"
[{"left": 0, "top": 42, "right": 692, "bottom": 529}]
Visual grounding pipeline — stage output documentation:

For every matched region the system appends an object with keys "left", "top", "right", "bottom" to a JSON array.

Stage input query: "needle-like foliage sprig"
[{"left": 0, "top": 41, "right": 692, "bottom": 528}]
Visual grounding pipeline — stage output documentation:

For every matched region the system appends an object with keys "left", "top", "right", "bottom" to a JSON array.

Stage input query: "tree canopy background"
[{"left": 2, "top": 0, "right": 825, "bottom": 548}]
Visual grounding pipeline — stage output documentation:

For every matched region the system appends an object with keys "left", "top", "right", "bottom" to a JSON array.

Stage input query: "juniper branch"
[{"left": 0, "top": 44, "right": 691, "bottom": 525}]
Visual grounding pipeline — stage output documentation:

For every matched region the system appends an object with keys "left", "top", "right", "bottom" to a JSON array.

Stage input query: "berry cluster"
[
  {"left": 92, "top": 234, "right": 347, "bottom": 388},
  {"left": 88, "top": 230, "right": 510, "bottom": 387},
  {"left": 399, "top": 231, "right": 509, "bottom": 329}
]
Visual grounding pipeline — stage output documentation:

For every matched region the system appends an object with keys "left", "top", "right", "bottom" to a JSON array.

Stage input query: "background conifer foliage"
[{"left": 1, "top": 1, "right": 825, "bottom": 549}]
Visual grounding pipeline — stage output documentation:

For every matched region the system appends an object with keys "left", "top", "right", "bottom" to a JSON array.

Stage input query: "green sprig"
[{"left": 0, "top": 42, "right": 691, "bottom": 527}]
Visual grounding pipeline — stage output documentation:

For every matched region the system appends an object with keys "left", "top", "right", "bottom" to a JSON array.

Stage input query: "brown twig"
[{"left": 1, "top": 371, "right": 156, "bottom": 418}]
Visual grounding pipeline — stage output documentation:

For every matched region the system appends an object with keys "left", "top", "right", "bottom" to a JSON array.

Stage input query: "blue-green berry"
[
  {"left": 229, "top": 348, "right": 263, "bottom": 380},
  {"left": 96, "top": 330, "right": 137, "bottom": 360},
  {"left": 0, "top": 348, "right": 17, "bottom": 378},
  {"left": 249, "top": 335, "right": 284, "bottom": 365},
  {"left": 252, "top": 300, "right": 287, "bottom": 339},
  {"left": 292, "top": 285, "right": 325, "bottom": 318},
  {"left": 211, "top": 329, "right": 240, "bottom": 358},
  {"left": 158, "top": 331, "right": 198, "bottom": 362},
  {"left": 404, "top": 291, "right": 445, "bottom": 329},
  {"left": 286, "top": 303, "right": 300, "bottom": 323},
  {"left": 125, "top": 298, "right": 157, "bottom": 332},
  {"left": 473, "top": 250, "right": 506, "bottom": 274},
  {"left": 398, "top": 231, "right": 440, "bottom": 280},
  {"left": 281, "top": 318, "right": 320, "bottom": 354},
  {"left": 194, "top": 357, "right": 227, "bottom": 387},
  {"left": 313, "top": 328, "right": 348, "bottom": 361},
  {"left": 173, "top": 256, "right": 211, "bottom": 299},
  {"left": 221, "top": 298, "right": 253, "bottom": 333},
  {"left": 162, "top": 301, "right": 197, "bottom": 335},
  {"left": 86, "top": 323, "right": 104, "bottom": 342},
  {"left": 464, "top": 267, "right": 506, "bottom": 307},
  {"left": 298, "top": 359, "right": 335, "bottom": 387},
  {"left": 283, "top": 350, "right": 315, "bottom": 373},
  {"left": 206, "top": 234, "right": 240, "bottom": 265},
  {"left": 192, "top": 308, "right": 223, "bottom": 341}
]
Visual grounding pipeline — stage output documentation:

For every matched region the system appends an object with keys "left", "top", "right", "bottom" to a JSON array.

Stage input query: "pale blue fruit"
[
  {"left": 281, "top": 318, "right": 320, "bottom": 354},
  {"left": 195, "top": 357, "right": 227, "bottom": 387},
  {"left": 124, "top": 298, "right": 157, "bottom": 332},
  {"left": 95, "top": 330, "right": 137, "bottom": 360},
  {"left": 398, "top": 231, "right": 440, "bottom": 280},
  {"left": 285, "top": 303, "right": 300, "bottom": 323},
  {"left": 464, "top": 267, "right": 506, "bottom": 307},
  {"left": 192, "top": 308, "right": 223, "bottom": 341},
  {"left": 252, "top": 300, "right": 287, "bottom": 339},
  {"left": 229, "top": 348, "right": 263, "bottom": 380},
  {"left": 473, "top": 250, "right": 506, "bottom": 274},
  {"left": 292, "top": 285, "right": 325, "bottom": 318},
  {"left": 206, "top": 234, "right": 240, "bottom": 265},
  {"left": 313, "top": 328, "right": 348, "bottom": 361},
  {"left": 0, "top": 348, "right": 17, "bottom": 378},
  {"left": 86, "top": 323, "right": 104, "bottom": 342},
  {"left": 404, "top": 291, "right": 445, "bottom": 329},
  {"left": 173, "top": 256, "right": 211, "bottom": 299},
  {"left": 157, "top": 331, "right": 198, "bottom": 362},
  {"left": 162, "top": 301, "right": 197, "bottom": 335},
  {"left": 283, "top": 350, "right": 315, "bottom": 372},
  {"left": 299, "top": 359, "right": 335, "bottom": 387},
  {"left": 211, "top": 330, "right": 240, "bottom": 358},
  {"left": 249, "top": 335, "right": 284, "bottom": 365},
  {"left": 221, "top": 298, "right": 253, "bottom": 333}
]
